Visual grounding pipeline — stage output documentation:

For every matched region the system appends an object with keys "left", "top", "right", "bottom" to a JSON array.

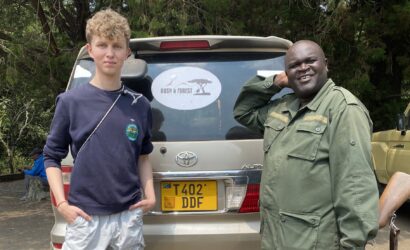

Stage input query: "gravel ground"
[
  {"left": 0, "top": 179, "right": 409, "bottom": 250},
  {"left": 0, "top": 179, "right": 53, "bottom": 250}
]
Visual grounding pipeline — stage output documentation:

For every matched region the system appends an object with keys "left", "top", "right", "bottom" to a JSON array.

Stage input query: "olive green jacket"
[{"left": 234, "top": 76, "right": 379, "bottom": 250}]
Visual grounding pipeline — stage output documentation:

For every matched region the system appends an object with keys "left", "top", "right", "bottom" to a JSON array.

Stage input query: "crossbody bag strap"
[{"left": 76, "top": 86, "right": 124, "bottom": 155}]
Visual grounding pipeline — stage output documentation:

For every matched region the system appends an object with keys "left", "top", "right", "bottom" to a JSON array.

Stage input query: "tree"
[
  {"left": 0, "top": 98, "right": 34, "bottom": 173},
  {"left": 0, "top": 0, "right": 74, "bottom": 173},
  {"left": 0, "top": 0, "right": 409, "bottom": 173},
  {"left": 318, "top": 0, "right": 410, "bottom": 130}
]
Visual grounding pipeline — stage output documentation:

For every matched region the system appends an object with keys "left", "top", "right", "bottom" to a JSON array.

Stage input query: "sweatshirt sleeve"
[
  {"left": 140, "top": 103, "right": 153, "bottom": 155},
  {"left": 43, "top": 94, "right": 71, "bottom": 169},
  {"left": 24, "top": 157, "right": 42, "bottom": 176}
]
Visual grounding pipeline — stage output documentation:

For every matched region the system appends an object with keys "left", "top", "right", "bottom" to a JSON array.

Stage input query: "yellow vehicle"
[{"left": 372, "top": 103, "right": 410, "bottom": 187}]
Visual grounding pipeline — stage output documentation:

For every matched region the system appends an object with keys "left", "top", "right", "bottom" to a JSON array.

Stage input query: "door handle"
[{"left": 393, "top": 144, "right": 405, "bottom": 148}]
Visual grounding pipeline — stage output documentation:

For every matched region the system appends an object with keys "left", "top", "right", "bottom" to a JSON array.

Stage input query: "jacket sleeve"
[
  {"left": 43, "top": 95, "right": 71, "bottom": 169},
  {"left": 233, "top": 75, "right": 282, "bottom": 134},
  {"left": 24, "top": 158, "right": 42, "bottom": 176},
  {"left": 328, "top": 103, "right": 379, "bottom": 249}
]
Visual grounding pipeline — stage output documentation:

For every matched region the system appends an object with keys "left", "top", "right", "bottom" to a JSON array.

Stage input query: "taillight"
[
  {"left": 226, "top": 183, "right": 260, "bottom": 213},
  {"left": 226, "top": 185, "right": 246, "bottom": 210},
  {"left": 239, "top": 184, "right": 260, "bottom": 213},
  {"left": 50, "top": 165, "right": 72, "bottom": 207},
  {"left": 160, "top": 40, "right": 210, "bottom": 50},
  {"left": 52, "top": 242, "right": 63, "bottom": 249}
]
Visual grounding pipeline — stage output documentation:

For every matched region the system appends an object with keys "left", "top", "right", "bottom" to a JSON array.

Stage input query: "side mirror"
[{"left": 396, "top": 113, "right": 406, "bottom": 135}]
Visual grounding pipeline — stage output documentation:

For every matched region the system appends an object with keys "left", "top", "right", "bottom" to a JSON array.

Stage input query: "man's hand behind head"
[{"left": 274, "top": 71, "right": 289, "bottom": 89}]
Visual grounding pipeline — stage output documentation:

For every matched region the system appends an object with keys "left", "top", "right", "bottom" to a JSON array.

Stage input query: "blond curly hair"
[{"left": 86, "top": 8, "right": 131, "bottom": 45}]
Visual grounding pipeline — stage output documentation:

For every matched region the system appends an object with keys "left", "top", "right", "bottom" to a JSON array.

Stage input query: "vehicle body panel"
[
  {"left": 372, "top": 102, "right": 410, "bottom": 185},
  {"left": 372, "top": 129, "right": 410, "bottom": 184}
]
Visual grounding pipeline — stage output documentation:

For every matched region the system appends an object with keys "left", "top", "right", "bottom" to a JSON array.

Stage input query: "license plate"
[{"left": 161, "top": 180, "right": 217, "bottom": 211}]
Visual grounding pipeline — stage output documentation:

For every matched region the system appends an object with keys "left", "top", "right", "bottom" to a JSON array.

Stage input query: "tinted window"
[
  {"left": 140, "top": 52, "right": 285, "bottom": 141},
  {"left": 68, "top": 52, "right": 288, "bottom": 142},
  {"left": 69, "top": 59, "right": 95, "bottom": 90}
]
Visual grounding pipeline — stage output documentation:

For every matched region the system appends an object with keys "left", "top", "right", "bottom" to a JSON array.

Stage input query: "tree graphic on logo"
[{"left": 188, "top": 79, "right": 212, "bottom": 95}]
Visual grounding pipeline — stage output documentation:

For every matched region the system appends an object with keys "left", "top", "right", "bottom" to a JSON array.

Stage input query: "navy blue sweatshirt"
[{"left": 44, "top": 83, "right": 153, "bottom": 215}]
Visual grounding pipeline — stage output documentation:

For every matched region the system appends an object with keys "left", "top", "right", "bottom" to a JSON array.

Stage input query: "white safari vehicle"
[{"left": 49, "top": 35, "right": 292, "bottom": 250}]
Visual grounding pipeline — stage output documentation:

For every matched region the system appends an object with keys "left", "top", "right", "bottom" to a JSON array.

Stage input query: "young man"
[
  {"left": 43, "top": 9, "right": 155, "bottom": 249},
  {"left": 234, "top": 40, "right": 379, "bottom": 249}
]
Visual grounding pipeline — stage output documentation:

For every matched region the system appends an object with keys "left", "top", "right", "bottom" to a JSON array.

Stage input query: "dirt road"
[
  {"left": 367, "top": 202, "right": 410, "bottom": 250},
  {"left": 0, "top": 179, "right": 53, "bottom": 250},
  {"left": 0, "top": 179, "right": 409, "bottom": 250}
]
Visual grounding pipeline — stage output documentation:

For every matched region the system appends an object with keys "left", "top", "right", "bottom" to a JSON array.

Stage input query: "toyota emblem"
[{"left": 175, "top": 151, "right": 198, "bottom": 167}]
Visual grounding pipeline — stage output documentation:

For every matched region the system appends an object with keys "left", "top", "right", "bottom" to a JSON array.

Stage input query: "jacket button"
[
  {"left": 350, "top": 140, "right": 356, "bottom": 146},
  {"left": 315, "top": 127, "right": 321, "bottom": 132}
]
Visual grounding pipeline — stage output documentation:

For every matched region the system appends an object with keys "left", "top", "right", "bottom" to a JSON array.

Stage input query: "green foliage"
[
  {"left": 0, "top": 0, "right": 77, "bottom": 173},
  {"left": 128, "top": 0, "right": 410, "bottom": 131},
  {"left": 0, "top": 153, "right": 30, "bottom": 175},
  {"left": 1, "top": 0, "right": 410, "bottom": 172},
  {"left": 366, "top": 47, "right": 386, "bottom": 64},
  {"left": 308, "top": 0, "right": 410, "bottom": 131}
]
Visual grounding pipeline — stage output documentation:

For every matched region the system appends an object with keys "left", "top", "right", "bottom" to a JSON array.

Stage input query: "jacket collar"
[
  {"left": 280, "top": 79, "right": 334, "bottom": 117},
  {"left": 305, "top": 79, "right": 335, "bottom": 111}
]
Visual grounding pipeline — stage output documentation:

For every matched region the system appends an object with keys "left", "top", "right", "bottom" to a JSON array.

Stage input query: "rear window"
[{"left": 69, "top": 52, "right": 288, "bottom": 142}]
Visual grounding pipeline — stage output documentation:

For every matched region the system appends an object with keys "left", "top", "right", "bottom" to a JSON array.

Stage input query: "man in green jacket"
[{"left": 234, "top": 40, "right": 378, "bottom": 249}]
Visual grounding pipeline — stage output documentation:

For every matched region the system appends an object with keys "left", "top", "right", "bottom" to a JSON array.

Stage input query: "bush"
[{"left": 0, "top": 153, "right": 31, "bottom": 175}]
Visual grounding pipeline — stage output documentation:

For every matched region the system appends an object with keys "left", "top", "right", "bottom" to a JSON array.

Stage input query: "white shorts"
[{"left": 63, "top": 208, "right": 144, "bottom": 250}]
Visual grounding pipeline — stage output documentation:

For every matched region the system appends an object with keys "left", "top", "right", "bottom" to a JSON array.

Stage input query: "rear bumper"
[
  {"left": 50, "top": 222, "right": 65, "bottom": 249},
  {"left": 143, "top": 213, "right": 260, "bottom": 250},
  {"left": 50, "top": 212, "right": 260, "bottom": 250},
  {"left": 145, "top": 233, "right": 260, "bottom": 250}
]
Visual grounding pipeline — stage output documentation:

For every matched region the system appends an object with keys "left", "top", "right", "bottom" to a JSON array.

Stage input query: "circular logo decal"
[
  {"left": 152, "top": 67, "right": 222, "bottom": 110},
  {"left": 125, "top": 124, "right": 138, "bottom": 141}
]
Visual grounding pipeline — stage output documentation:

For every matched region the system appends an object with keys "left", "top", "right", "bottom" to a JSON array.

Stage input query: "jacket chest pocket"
[
  {"left": 263, "top": 118, "right": 286, "bottom": 152},
  {"left": 288, "top": 122, "right": 327, "bottom": 161}
]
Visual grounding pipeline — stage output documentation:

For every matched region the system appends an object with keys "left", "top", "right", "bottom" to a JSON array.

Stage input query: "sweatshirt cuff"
[{"left": 44, "top": 158, "right": 62, "bottom": 169}]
